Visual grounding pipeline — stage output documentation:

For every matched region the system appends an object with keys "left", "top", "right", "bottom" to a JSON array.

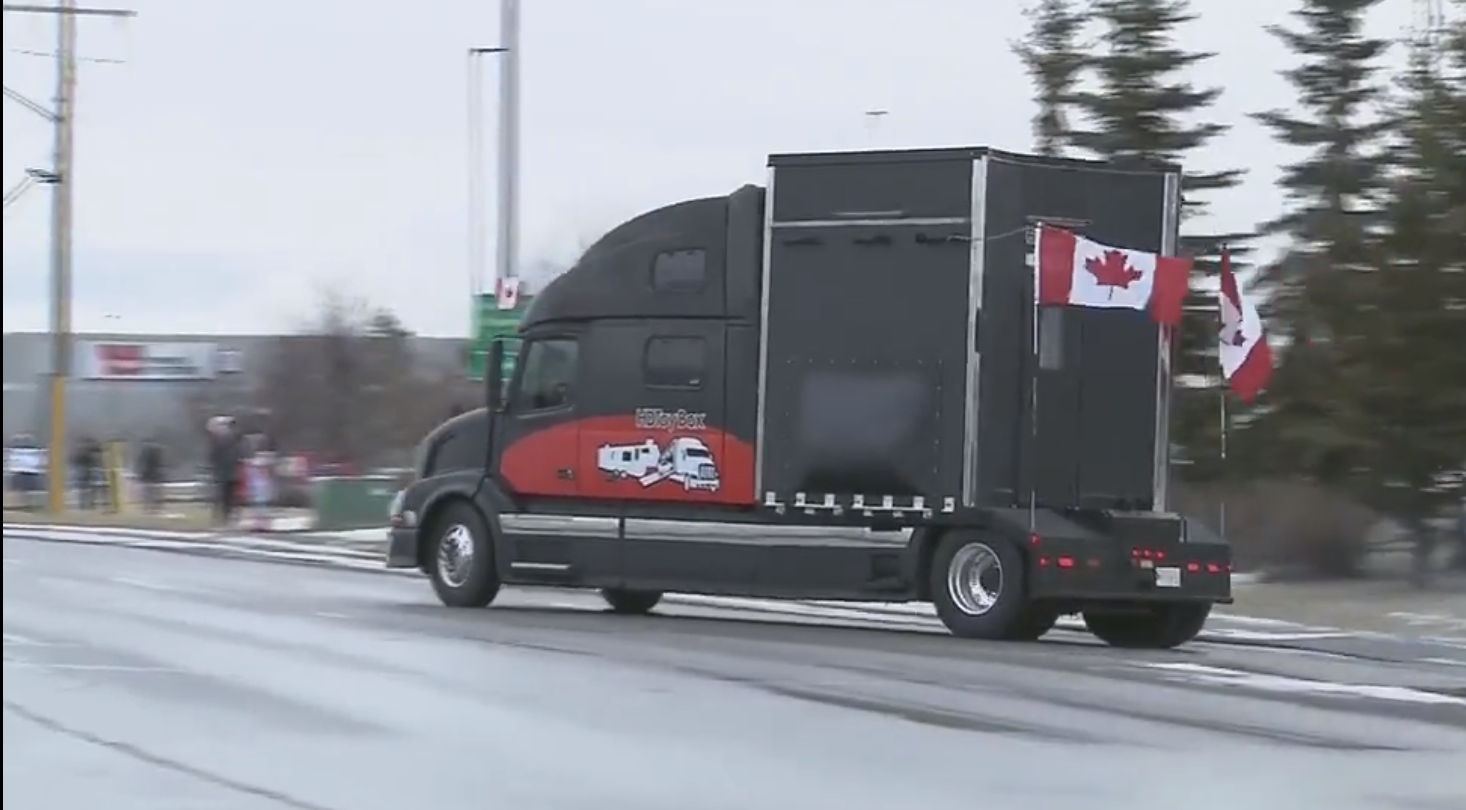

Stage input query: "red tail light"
[{"left": 1057, "top": 556, "right": 1076, "bottom": 569}]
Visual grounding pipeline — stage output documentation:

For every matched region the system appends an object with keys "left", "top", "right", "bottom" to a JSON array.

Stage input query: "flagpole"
[
  {"left": 1028, "top": 225, "right": 1041, "bottom": 532},
  {"left": 1218, "top": 381, "right": 1229, "bottom": 539},
  {"left": 1217, "top": 244, "right": 1230, "bottom": 540}
]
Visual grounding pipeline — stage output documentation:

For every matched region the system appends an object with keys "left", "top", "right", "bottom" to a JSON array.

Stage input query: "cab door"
[
  {"left": 576, "top": 321, "right": 731, "bottom": 504},
  {"left": 494, "top": 334, "right": 582, "bottom": 499}
]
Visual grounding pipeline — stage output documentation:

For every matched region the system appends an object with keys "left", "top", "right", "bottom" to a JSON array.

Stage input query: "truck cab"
[{"left": 388, "top": 146, "right": 1233, "bottom": 648}]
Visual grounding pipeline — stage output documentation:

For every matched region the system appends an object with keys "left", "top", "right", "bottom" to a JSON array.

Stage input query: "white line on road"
[
  {"left": 108, "top": 576, "right": 179, "bottom": 592},
  {"left": 2, "top": 660, "right": 175, "bottom": 673},
  {"left": 1144, "top": 662, "right": 1466, "bottom": 706},
  {"left": 2, "top": 632, "right": 47, "bottom": 647}
]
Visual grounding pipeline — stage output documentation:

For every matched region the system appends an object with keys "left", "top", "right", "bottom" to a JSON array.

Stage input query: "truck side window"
[
  {"left": 644, "top": 336, "right": 705, "bottom": 389},
  {"left": 512, "top": 338, "right": 578, "bottom": 412},
  {"left": 651, "top": 249, "right": 706, "bottom": 293}
]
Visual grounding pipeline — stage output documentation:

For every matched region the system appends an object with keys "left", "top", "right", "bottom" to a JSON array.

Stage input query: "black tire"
[
  {"left": 930, "top": 531, "right": 1034, "bottom": 640},
  {"left": 426, "top": 501, "right": 501, "bottom": 608},
  {"left": 600, "top": 588, "right": 663, "bottom": 615},
  {"left": 1083, "top": 603, "right": 1211, "bottom": 649},
  {"left": 1007, "top": 605, "right": 1061, "bottom": 641}
]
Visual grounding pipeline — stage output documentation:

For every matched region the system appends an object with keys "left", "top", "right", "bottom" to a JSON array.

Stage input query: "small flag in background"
[
  {"left": 1034, "top": 224, "right": 1192, "bottom": 326},
  {"left": 1217, "top": 248, "right": 1273, "bottom": 402},
  {"left": 495, "top": 277, "right": 522, "bottom": 311}
]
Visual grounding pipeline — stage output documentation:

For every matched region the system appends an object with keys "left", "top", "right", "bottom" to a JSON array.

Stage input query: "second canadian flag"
[
  {"left": 1217, "top": 248, "right": 1272, "bottom": 402},
  {"left": 1034, "top": 224, "right": 1191, "bottom": 326}
]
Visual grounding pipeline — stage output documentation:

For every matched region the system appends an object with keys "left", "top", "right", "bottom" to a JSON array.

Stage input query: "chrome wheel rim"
[
  {"left": 436, "top": 524, "right": 475, "bottom": 588},
  {"left": 947, "top": 543, "right": 1004, "bottom": 616}
]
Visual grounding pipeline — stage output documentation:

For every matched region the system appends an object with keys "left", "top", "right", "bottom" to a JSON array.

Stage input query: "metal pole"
[
  {"left": 467, "top": 49, "right": 485, "bottom": 299},
  {"left": 46, "top": 0, "right": 78, "bottom": 514},
  {"left": 468, "top": 46, "right": 508, "bottom": 299},
  {"left": 495, "top": 0, "right": 521, "bottom": 286}
]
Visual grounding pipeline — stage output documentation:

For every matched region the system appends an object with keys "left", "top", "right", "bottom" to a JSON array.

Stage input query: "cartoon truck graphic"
[
  {"left": 660, "top": 437, "right": 720, "bottom": 492},
  {"left": 597, "top": 440, "right": 661, "bottom": 480}
]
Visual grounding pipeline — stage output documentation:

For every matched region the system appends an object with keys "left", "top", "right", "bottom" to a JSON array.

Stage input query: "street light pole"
[
  {"left": 467, "top": 46, "right": 507, "bottom": 299},
  {"left": 496, "top": 0, "right": 521, "bottom": 288}
]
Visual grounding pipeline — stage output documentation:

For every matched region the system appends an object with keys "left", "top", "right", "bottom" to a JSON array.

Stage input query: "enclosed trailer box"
[{"left": 755, "top": 147, "right": 1181, "bottom": 516}]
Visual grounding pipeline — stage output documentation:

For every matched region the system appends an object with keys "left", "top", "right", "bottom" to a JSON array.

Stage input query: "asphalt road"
[{"left": 5, "top": 538, "right": 1466, "bottom": 810}]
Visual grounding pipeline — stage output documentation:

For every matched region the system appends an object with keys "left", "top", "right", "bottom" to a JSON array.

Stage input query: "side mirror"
[{"left": 485, "top": 338, "right": 507, "bottom": 412}]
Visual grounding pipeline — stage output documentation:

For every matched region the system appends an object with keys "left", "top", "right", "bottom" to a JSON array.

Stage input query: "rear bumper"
[
  {"left": 385, "top": 526, "right": 420, "bottom": 569},
  {"left": 1024, "top": 515, "right": 1233, "bottom": 605}
]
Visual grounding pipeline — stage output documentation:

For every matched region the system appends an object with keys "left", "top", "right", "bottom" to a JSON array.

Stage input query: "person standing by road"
[
  {"left": 73, "top": 437, "right": 103, "bottom": 510},
  {"left": 135, "top": 438, "right": 165, "bottom": 513},
  {"left": 207, "top": 417, "right": 242, "bottom": 528}
]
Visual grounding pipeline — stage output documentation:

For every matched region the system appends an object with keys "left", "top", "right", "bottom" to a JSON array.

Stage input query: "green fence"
[{"left": 311, "top": 476, "right": 400, "bottom": 531}]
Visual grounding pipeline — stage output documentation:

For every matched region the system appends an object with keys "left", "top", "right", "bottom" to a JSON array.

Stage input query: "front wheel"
[
  {"left": 427, "top": 501, "right": 501, "bottom": 608},
  {"left": 601, "top": 588, "right": 663, "bottom": 615},
  {"left": 1083, "top": 603, "right": 1211, "bottom": 649},
  {"left": 930, "top": 532, "right": 1037, "bottom": 640}
]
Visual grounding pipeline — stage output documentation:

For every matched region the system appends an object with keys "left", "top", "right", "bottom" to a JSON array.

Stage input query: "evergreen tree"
[
  {"left": 1244, "top": 0, "right": 1393, "bottom": 484},
  {"left": 1065, "top": 0, "right": 1248, "bottom": 480},
  {"left": 1333, "top": 10, "right": 1466, "bottom": 529},
  {"left": 1251, "top": 0, "right": 1394, "bottom": 336},
  {"left": 1012, "top": 0, "right": 1088, "bottom": 157}
]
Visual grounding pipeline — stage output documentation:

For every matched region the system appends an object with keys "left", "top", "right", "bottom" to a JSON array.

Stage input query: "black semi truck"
[{"left": 386, "top": 146, "right": 1233, "bottom": 648}]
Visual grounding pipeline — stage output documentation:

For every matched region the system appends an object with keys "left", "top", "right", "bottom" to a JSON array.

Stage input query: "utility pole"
[{"left": 3, "top": 1, "right": 138, "bottom": 513}]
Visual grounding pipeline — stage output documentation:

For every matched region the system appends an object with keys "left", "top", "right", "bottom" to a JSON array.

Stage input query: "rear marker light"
[
  {"left": 1186, "top": 562, "right": 1201, "bottom": 573},
  {"left": 1038, "top": 556, "right": 1051, "bottom": 567},
  {"left": 1206, "top": 563, "right": 1222, "bottom": 574},
  {"left": 1030, "top": 534, "right": 1041, "bottom": 546},
  {"left": 1057, "top": 556, "right": 1076, "bottom": 569}
]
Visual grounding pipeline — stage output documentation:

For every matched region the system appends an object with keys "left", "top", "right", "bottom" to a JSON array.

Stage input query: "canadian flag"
[
  {"left": 1217, "top": 248, "right": 1272, "bottom": 402},
  {"left": 495, "top": 277, "right": 522, "bottom": 311},
  {"left": 1034, "top": 224, "right": 1191, "bottom": 326}
]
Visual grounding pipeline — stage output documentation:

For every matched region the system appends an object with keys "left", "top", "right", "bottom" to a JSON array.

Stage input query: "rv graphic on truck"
[
  {"left": 597, "top": 437, "right": 721, "bottom": 492},
  {"left": 386, "top": 146, "right": 1233, "bottom": 648},
  {"left": 598, "top": 440, "right": 661, "bottom": 481}
]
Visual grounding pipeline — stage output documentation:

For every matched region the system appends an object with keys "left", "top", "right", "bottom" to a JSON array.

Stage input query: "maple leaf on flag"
[{"left": 1084, "top": 249, "right": 1145, "bottom": 298}]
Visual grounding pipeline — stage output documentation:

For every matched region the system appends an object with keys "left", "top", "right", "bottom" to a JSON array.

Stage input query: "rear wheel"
[
  {"left": 601, "top": 588, "right": 663, "bottom": 615},
  {"left": 1083, "top": 603, "right": 1211, "bottom": 649},
  {"left": 930, "top": 531, "right": 1038, "bottom": 641},
  {"left": 426, "top": 501, "right": 501, "bottom": 608}
]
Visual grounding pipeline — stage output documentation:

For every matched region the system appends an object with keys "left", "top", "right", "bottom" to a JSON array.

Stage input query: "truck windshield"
[{"left": 684, "top": 447, "right": 710, "bottom": 458}]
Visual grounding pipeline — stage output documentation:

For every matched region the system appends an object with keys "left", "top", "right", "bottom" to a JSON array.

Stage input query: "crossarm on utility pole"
[
  {"left": 3, "top": 84, "right": 58, "bottom": 122},
  {"left": 2, "top": 4, "right": 135, "bottom": 16}
]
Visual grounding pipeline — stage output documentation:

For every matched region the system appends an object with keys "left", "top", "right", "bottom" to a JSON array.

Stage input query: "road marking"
[
  {"left": 2, "top": 660, "right": 174, "bottom": 673},
  {"left": 1389, "top": 612, "right": 1466, "bottom": 632},
  {"left": 1143, "top": 662, "right": 1466, "bottom": 706},
  {"left": 2, "top": 632, "right": 47, "bottom": 647},
  {"left": 1421, "top": 657, "right": 1466, "bottom": 668},
  {"left": 109, "top": 576, "right": 179, "bottom": 592}
]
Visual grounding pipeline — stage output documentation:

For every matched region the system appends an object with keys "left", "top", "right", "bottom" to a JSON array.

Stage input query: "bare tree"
[{"left": 252, "top": 288, "right": 458, "bottom": 468}]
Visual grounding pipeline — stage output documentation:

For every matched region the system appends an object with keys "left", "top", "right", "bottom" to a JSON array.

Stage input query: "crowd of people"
[{"left": 4, "top": 416, "right": 281, "bottom": 529}]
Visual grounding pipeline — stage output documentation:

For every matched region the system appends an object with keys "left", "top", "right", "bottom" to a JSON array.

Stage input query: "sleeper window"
[
  {"left": 652, "top": 249, "right": 707, "bottom": 293},
  {"left": 644, "top": 337, "right": 706, "bottom": 389}
]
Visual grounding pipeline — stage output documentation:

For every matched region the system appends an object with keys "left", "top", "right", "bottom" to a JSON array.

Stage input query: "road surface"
[{"left": 4, "top": 535, "right": 1465, "bottom": 810}]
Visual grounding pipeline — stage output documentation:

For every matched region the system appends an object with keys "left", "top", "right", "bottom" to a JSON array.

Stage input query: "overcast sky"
[{"left": 2, "top": 0, "right": 1416, "bottom": 336}]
